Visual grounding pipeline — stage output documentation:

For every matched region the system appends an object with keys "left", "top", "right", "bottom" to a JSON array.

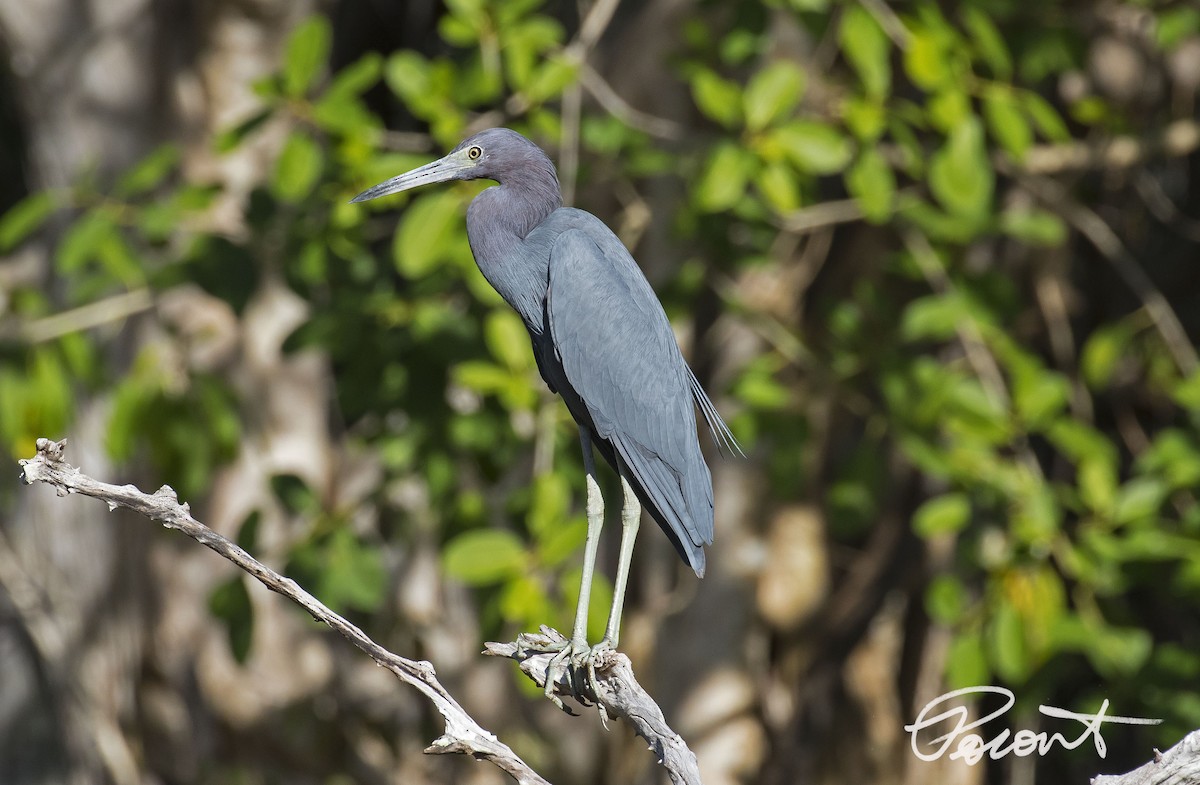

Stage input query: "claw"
[{"left": 516, "top": 633, "right": 617, "bottom": 717}]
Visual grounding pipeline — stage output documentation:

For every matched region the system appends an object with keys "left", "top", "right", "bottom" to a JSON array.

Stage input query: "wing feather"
[{"left": 545, "top": 227, "right": 713, "bottom": 570}]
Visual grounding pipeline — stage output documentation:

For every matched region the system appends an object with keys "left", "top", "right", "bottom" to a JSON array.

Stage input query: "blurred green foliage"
[{"left": 4, "top": 0, "right": 1200, "bottom": 767}]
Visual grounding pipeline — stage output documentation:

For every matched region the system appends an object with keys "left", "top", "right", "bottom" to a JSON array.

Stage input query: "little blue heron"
[{"left": 352, "top": 128, "right": 739, "bottom": 705}]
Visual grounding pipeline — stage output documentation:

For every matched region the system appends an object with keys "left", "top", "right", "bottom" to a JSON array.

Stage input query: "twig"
[
  {"left": 560, "top": 81, "right": 583, "bottom": 206},
  {"left": 1091, "top": 729, "right": 1200, "bottom": 785},
  {"left": 485, "top": 628, "right": 703, "bottom": 785},
  {"left": 779, "top": 197, "right": 867, "bottom": 234},
  {"left": 1007, "top": 166, "right": 1200, "bottom": 376},
  {"left": 573, "top": 0, "right": 623, "bottom": 51},
  {"left": 380, "top": 130, "right": 435, "bottom": 153},
  {"left": 1, "top": 288, "right": 154, "bottom": 344},
  {"left": 1020, "top": 119, "right": 1200, "bottom": 175},
  {"left": 860, "top": 0, "right": 910, "bottom": 48},
  {"left": 18, "top": 438, "right": 552, "bottom": 785},
  {"left": 1134, "top": 170, "right": 1200, "bottom": 243},
  {"left": 578, "top": 65, "right": 684, "bottom": 140}
]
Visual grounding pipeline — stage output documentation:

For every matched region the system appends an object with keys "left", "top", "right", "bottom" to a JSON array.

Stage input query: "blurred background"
[{"left": 2, "top": 0, "right": 1199, "bottom": 783}]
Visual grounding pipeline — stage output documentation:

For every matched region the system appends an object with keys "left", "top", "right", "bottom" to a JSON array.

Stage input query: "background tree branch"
[{"left": 18, "top": 438, "right": 552, "bottom": 785}]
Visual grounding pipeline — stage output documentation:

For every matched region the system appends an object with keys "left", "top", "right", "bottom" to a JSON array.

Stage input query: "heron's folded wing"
[{"left": 546, "top": 228, "right": 713, "bottom": 559}]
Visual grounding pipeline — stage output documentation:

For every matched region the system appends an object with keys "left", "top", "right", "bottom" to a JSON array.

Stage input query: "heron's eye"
[{"left": 468, "top": 146, "right": 482, "bottom": 160}]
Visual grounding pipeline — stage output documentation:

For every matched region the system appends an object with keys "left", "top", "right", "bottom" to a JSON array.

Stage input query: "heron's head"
[{"left": 350, "top": 128, "right": 558, "bottom": 203}]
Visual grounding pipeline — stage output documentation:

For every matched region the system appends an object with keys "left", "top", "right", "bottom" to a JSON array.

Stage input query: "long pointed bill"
[{"left": 350, "top": 149, "right": 475, "bottom": 203}]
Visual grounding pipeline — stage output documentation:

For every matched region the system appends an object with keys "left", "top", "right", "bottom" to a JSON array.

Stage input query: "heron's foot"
[{"left": 513, "top": 628, "right": 618, "bottom": 716}]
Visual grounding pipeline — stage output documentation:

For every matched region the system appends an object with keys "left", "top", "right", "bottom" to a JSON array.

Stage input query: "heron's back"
[{"left": 526, "top": 209, "right": 715, "bottom": 576}]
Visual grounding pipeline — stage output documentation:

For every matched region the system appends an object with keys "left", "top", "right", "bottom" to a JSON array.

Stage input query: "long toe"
[{"left": 538, "top": 637, "right": 593, "bottom": 711}]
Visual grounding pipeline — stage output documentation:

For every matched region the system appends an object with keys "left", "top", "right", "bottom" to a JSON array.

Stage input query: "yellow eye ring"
[{"left": 468, "top": 146, "right": 482, "bottom": 160}]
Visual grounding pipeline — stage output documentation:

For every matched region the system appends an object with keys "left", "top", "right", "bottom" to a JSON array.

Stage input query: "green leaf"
[
  {"left": 926, "top": 574, "right": 969, "bottom": 624},
  {"left": 962, "top": 7, "right": 1012, "bottom": 79},
  {"left": 271, "top": 132, "right": 323, "bottom": 202},
  {"left": 928, "top": 117, "right": 993, "bottom": 222},
  {"left": 690, "top": 69, "right": 743, "bottom": 128},
  {"left": 1013, "top": 483, "right": 1060, "bottom": 545},
  {"left": 327, "top": 52, "right": 383, "bottom": 97},
  {"left": 899, "top": 199, "right": 979, "bottom": 244},
  {"left": 913, "top": 493, "right": 970, "bottom": 538},
  {"left": 1081, "top": 324, "right": 1132, "bottom": 389},
  {"left": 503, "top": 18, "right": 564, "bottom": 90},
  {"left": 1079, "top": 457, "right": 1118, "bottom": 514},
  {"left": 561, "top": 565, "right": 613, "bottom": 642},
  {"left": 215, "top": 109, "right": 273, "bottom": 153},
  {"left": 842, "top": 96, "right": 886, "bottom": 141},
  {"left": 536, "top": 519, "right": 587, "bottom": 567},
  {"left": 1157, "top": 8, "right": 1200, "bottom": 50},
  {"left": 839, "top": 5, "right": 891, "bottom": 97},
  {"left": 999, "top": 207, "right": 1066, "bottom": 247},
  {"left": 1174, "top": 370, "right": 1200, "bottom": 411},
  {"left": 744, "top": 61, "right": 805, "bottom": 132},
  {"left": 1114, "top": 478, "right": 1167, "bottom": 524},
  {"left": 525, "top": 57, "right": 579, "bottom": 103},
  {"left": 209, "top": 577, "right": 253, "bottom": 663},
  {"left": 321, "top": 528, "right": 387, "bottom": 611},
  {"left": 1020, "top": 91, "right": 1070, "bottom": 142},
  {"left": 484, "top": 309, "right": 531, "bottom": 372},
  {"left": 442, "top": 529, "right": 527, "bottom": 585},
  {"left": 105, "top": 378, "right": 145, "bottom": 462},
  {"left": 392, "top": 190, "right": 463, "bottom": 276},
  {"left": 901, "top": 291, "right": 966, "bottom": 341},
  {"left": 719, "top": 30, "right": 761, "bottom": 66},
  {"left": 283, "top": 16, "right": 331, "bottom": 97},
  {"left": 385, "top": 51, "right": 431, "bottom": 102},
  {"left": 528, "top": 473, "right": 571, "bottom": 540},
  {"left": 904, "top": 30, "right": 951, "bottom": 91},
  {"left": 28, "top": 351, "right": 72, "bottom": 442},
  {"left": 454, "top": 360, "right": 514, "bottom": 396},
  {"left": 983, "top": 86, "right": 1032, "bottom": 160},
  {"left": 1012, "top": 369, "right": 1069, "bottom": 427},
  {"left": 756, "top": 162, "right": 801, "bottom": 214},
  {"left": 772, "top": 120, "right": 853, "bottom": 175},
  {"left": 313, "top": 95, "right": 379, "bottom": 135},
  {"left": 95, "top": 226, "right": 144, "bottom": 285},
  {"left": 1087, "top": 624, "right": 1152, "bottom": 677},
  {"left": 1047, "top": 419, "right": 1116, "bottom": 466},
  {"left": 946, "top": 629, "right": 990, "bottom": 689},
  {"left": 500, "top": 575, "right": 552, "bottom": 628},
  {"left": 694, "top": 142, "right": 756, "bottom": 212},
  {"left": 1137, "top": 429, "right": 1200, "bottom": 490},
  {"left": 734, "top": 365, "right": 790, "bottom": 410},
  {"left": 844, "top": 147, "right": 894, "bottom": 223},
  {"left": 57, "top": 210, "right": 114, "bottom": 272},
  {"left": 927, "top": 89, "right": 970, "bottom": 133},
  {"left": 0, "top": 191, "right": 56, "bottom": 251},
  {"left": 116, "top": 145, "right": 180, "bottom": 197},
  {"left": 988, "top": 598, "right": 1030, "bottom": 683}
]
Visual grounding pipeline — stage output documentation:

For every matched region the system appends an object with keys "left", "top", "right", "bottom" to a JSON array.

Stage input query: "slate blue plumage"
[{"left": 352, "top": 128, "right": 738, "bottom": 698}]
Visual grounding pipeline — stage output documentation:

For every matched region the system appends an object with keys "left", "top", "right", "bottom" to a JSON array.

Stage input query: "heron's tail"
[{"left": 612, "top": 437, "right": 713, "bottom": 578}]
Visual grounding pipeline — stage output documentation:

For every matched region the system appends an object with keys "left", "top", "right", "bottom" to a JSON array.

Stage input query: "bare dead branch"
[
  {"left": 578, "top": 65, "right": 684, "bottom": 140},
  {"left": 1091, "top": 729, "right": 1200, "bottom": 785},
  {"left": 1020, "top": 119, "right": 1200, "bottom": 175},
  {"left": 486, "top": 628, "right": 703, "bottom": 785},
  {"left": 0, "top": 288, "right": 153, "bottom": 344},
  {"left": 779, "top": 197, "right": 867, "bottom": 234},
  {"left": 860, "top": 0, "right": 911, "bottom": 48},
  {"left": 573, "top": 0, "right": 623, "bottom": 51},
  {"left": 18, "top": 438, "right": 552, "bottom": 785}
]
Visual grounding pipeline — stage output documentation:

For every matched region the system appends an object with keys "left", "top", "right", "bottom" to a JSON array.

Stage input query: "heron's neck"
[{"left": 467, "top": 176, "right": 562, "bottom": 328}]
